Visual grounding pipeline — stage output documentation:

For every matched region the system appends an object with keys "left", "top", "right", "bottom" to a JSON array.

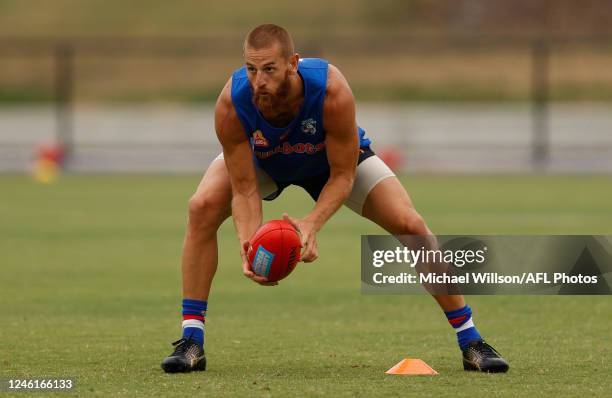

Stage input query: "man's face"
[{"left": 244, "top": 43, "right": 297, "bottom": 113}]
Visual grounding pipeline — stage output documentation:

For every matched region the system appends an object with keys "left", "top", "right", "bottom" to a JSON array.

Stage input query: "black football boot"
[
  {"left": 161, "top": 335, "right": 206, "bottom": 373},
  {"left": 462, "top": 340, "right": 509, "bottom": 373}
]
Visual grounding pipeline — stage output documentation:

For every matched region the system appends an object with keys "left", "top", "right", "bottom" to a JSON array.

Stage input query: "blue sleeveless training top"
[{"left": 231, "top": 58, "right": 371, "bottom": 182}]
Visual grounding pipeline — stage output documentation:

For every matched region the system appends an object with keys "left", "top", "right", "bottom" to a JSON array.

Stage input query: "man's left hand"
[{"left": 282, "top": 213, "right": 319, "bottom": 262}]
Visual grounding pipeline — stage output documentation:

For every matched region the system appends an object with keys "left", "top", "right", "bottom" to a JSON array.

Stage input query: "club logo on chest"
[{"left": 301, "top": 118, "right": 317, "bottom": 135}]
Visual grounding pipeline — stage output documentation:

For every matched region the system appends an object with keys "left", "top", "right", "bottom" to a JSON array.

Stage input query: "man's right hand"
[{"left": 240, "top": 241, "right": 278, "bottom": 286}]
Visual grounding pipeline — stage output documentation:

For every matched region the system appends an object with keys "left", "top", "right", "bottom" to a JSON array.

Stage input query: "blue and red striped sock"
[
  {"left": 445, "top": 305, "right": 482, "bottom": 350},
  {"left": 182, "top": 299, "right": 206, "bottom": 346}
]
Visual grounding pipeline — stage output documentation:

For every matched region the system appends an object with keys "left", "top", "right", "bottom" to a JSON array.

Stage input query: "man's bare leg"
[
  {"left": 162, "top": 159, "right": 231, "bottom": 373},
  {"left": 360, "top": 176, "right": 464, "bottom": 311},
  {"left": 182, "top": 159, "right": 232, "bottom": 301},
  {"left": 360, "top": 175, "right": 508, "bottom": 372}
]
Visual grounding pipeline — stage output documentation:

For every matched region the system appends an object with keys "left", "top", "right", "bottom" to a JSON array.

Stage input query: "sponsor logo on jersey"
[
  {"left": 252, "top": 130, "right": 269, "bottom": 147},
  {"left": 301, "top": 118, "right": 317, "bottom": 135},
  {"left": 255, "top": 141, "right": 326, "bottom": 159}
]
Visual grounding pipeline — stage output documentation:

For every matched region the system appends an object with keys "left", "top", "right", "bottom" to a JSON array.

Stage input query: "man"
[{"left": 161, "top": 24, "right": 509, "bottom": 374}]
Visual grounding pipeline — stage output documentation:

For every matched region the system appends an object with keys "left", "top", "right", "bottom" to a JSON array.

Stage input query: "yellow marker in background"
[
  {"left": 33, "top": 158, "right": 60, "bottom": 184},
  {"left": 32, "top": 142, "right": 65, "bottom": 184}
]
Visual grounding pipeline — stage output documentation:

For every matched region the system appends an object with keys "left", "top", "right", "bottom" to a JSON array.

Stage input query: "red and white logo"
[{"left": 252, "top": 130, "right": 269, "bottom": 147}]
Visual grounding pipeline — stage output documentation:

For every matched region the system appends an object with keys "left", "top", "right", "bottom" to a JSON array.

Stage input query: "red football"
[{"left": 248, "top": 220, "right": 302, "bottom": 282}]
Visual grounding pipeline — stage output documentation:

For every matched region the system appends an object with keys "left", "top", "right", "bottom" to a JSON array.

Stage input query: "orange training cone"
[{"left": 385, "top": 358, "right": 438, "bottom": 375}]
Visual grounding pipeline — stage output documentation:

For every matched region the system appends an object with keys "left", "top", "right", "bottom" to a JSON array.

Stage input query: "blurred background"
[{"left": 1, "top": 0, "right": 612, "bottom": 175}]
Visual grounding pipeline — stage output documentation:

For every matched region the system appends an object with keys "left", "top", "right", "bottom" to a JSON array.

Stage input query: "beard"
[{"left": 252, "top": 72, "right": 291, "bottom": 116}]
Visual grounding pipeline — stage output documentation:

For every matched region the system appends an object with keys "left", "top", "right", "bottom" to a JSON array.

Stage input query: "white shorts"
[{"left": 213, "top": 151, "right": 395, "bottom": 215}]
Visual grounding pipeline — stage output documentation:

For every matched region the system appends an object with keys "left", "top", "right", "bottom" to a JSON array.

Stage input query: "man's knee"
[
  {"left": 187, "top": 192, "right": 229, "bottom": 232},
  {"left": 398, "top": 210, "right": 429, "bottom": 235}
]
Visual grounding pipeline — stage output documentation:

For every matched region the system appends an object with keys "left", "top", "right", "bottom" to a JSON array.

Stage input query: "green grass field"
[{"left": 1, "top": 175, "right": 611, "bottom": 397}]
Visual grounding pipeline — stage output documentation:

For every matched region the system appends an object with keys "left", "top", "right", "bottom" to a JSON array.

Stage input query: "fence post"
[
  {"left": 54, "top": 42, "right": 74, "bottom": 163},
  {"left": 531, "top": 39, "right": 550, "bottom": 171}
]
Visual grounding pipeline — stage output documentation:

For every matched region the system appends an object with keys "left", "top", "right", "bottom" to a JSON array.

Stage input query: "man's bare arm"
[
  {"left": 304, "top": 64, "right": 359, "bottom": 229},
  {"left": 284, "top": 65, "right": 359, "bottom": 262},
  {"left": 215, "top": 79, "right": 262, "bottom": 243},
  {"left": 215, "top": 79, "right": 272, "bottom": 284}
]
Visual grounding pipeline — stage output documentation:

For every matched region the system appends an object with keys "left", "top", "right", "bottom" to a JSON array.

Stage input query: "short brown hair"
[{"left": 243, "top": 24, "right": 295, "bottom": 59}]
